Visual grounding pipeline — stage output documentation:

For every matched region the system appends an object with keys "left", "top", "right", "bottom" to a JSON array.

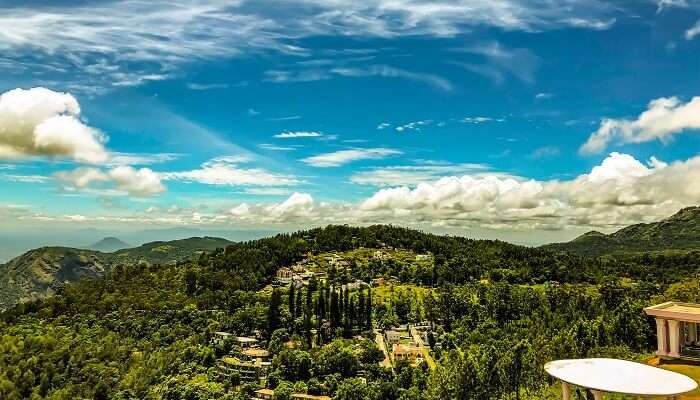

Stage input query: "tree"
[
  {"left": 289, "top": 283, "right": 296, "bottom": 319},
  {"left": 184, "top": 269, "right": 197, "bottom": 295},
  {"left": 366, "top": 289, "right": 373, "bottom": 330},
  {"left": 268, "top": 288, "right": 283, "bottom": 337}
]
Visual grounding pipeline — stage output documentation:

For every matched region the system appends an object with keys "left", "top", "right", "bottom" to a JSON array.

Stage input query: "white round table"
[{"left": 545, "top": 358, "right": 697, "bottom": 399}]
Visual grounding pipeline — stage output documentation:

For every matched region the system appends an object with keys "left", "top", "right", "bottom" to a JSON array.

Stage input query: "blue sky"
[{"left": 1, "top": 0, "right": 700, "bottom": 255}]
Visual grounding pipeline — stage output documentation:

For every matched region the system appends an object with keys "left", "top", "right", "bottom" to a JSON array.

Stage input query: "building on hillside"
[
  {"left": 233, "top": 336, "right": 259, "bottom": 348},
  {"left": 415, "top": 253, "right": 433, "bottom": 261},
  {"left": 254, "top": 388, "right": 275, "bottom": 399},
  {"left": 276, "top": 267, "right": 293, "bottom": 284},
  {"left": 392, "top": 343, "right": 424, "bottom": 365},
  {"left": 212, "top": 331, "right": 233, "bottom": 346},
  {"left": 291, "top": 394, "right": 332, "bottom": 400},
  {"left": 371, "top": 277, "right": 385, "bottom": 287},
  {"left": 242, "top": 348, "right": 271, "bottom": 363},
  {"left": 645, "top": 302, "right": 700, "bottom": 359},
  {"left": 217, "top": 356, "right": 266, "bottom": 381},
  {"left": 385, "top": 329, "right": 401, "bottom": 344}
]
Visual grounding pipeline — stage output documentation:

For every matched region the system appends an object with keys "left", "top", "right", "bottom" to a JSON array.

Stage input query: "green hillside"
[
  {"left": 545, "top": 206, "right": 700, "bottom": 256},
  {"left": 0, "top": 237, "right": 231, "bottom": 310}
]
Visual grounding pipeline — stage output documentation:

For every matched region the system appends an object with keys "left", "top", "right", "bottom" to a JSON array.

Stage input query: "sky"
[{"left": 1, "top": 0, "right": 700, "bottom": 258}]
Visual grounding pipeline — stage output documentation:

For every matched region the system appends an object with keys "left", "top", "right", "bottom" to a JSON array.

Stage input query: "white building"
[{"left": 645, "top": 301, "right": 700, "bottom": 359}]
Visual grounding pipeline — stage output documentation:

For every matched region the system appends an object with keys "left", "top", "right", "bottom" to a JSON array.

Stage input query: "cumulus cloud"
[
  {"left": 359, "top": 152, "right": 700, "bottom": 229},
  {"left": 164, "top": 156, "right": 298, "bottom": 186},
  {"left": 0, "top": 87, "right": 108, "bottom": 163},
  {"left": 581, "top": 96, "right": 700, "bottom": 154},
  {"left": 55, "top": 166, "right": 165, "bottom": 197},
  {"left": 302, "top": 148, "right": 402, "bottom": 167},
  {"left": 33, "top": 152, "right": 700, "bottom": 233},
  {"left": 108, "top": 166, "right": 165, "bottom": 196}
]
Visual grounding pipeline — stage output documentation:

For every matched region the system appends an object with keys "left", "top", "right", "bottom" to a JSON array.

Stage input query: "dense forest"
[{"left": 2, "top": 224, "right": 700, "bottom": 399}]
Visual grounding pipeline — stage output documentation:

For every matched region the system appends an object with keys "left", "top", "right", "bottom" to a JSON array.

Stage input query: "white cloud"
[
  {"left": 395, "top": 120, "right": 432, "bottom": 132},
  {"left": 108, "top": 166, "right": 165, "bottom": 196},
  {"left": 377, "top": 123, "right": 391, "bottom": 130},
  {"left": 0, "top": 1, "right": 618, "bottom": 90},
  {"left": 266, "top": 65, "right": 453, "bottom": 92},
  {"left": 461, "top": 116, "right": 505, "bottom": 124},
  {"left": 164, "top": 156, "right": 298, "bottom": 186},
  {"left": 530, "top": 146, "right": 560, "bottom": 159},
  {"left": 350, "top": 162, "right": 492, "bottom": 186},
  {"left": 259, "top": 144, "right": 297, "bottom": 151},
  {"left": 0, "top": 87, "right": 108, "bottom": 163},
  {"left": 359, "top": 152, "right": 700, "bottom": 229},
  {"left": 451, "top": 42, "right": 540, "bottom": 84},
  {"left": 657, "top": 0, "right": 689, "bottom": 13},
  {"left": 186, "top": 83, "right": 230, "bottom": 90},
  {"left": 55, "top": 166, "right": 165, "bottom": 197},
  {"left": 686, "top": 20, "right": 700, "bottom": 40},
  {"left": 0, "top": 173, "right": 50, "bottom": 183},
  {"left": 581, "top": 96, "right": 700, "bottom": 154},
  {"left": 302, "top": 148, "right": 402, "bottom": 167},
  {"left": 274, "top": 131, "right": 323, "bottom": 139},
  {"left": 535, "top": 92, "right": 554, "bottom": 99}
]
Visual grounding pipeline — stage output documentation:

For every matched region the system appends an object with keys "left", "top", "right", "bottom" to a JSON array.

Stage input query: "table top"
[{"left": 545, "top": 358, "right": 698, "bottom": 396}]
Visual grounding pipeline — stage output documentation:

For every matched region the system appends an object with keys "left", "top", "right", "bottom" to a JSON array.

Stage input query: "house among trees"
[
  {"left": 254, "top": 388, "right": 275, "bottom": 399},
  {"left": 276, "top": 267, "right": 293, "bottom": 284},
  {"left": 385, "top": 329, "right": 402, "bottom": 344},
  {"left": 645, "top": 301, "right": 700, "bottom": 359},
  {"left": 217, "top": 356, "right": 265, "bottom": 381},
  {"left": 212, "top": 331, "right": 234, "bottom": 346},
  {"left": 392, "top": 343, "right": 424, "bottom": 366},
  {"left": 242, "top": 348, "right": 272, "bottom": 363},
  {"left": 234, "top": 336, "right": 259, "bottom": 348},
  {"left": 415, "top": 253, "right": 433, "bottom": 261}
]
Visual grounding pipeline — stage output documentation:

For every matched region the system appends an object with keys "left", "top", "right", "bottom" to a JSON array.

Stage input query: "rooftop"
[{"left": 645, "top": 302, "right": 700, "bottom": 322}]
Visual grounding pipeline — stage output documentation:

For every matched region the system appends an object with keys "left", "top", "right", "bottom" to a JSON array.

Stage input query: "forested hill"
[
  {"left": 544, "top": 206, "right": 700, "bottom": 256},
  {"left": 3, "top": 224, "right": 700, "bottom": 399},
  {"left": 0, "top": 236, "right": 231, "bottom": 310}
]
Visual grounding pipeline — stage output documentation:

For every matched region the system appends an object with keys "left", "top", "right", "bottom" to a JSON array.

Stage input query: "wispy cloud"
[
  {"left": 302, "top": 148, "right": 402, "bottom": 167},
  {"left": 530, "top": 146, "right": 561, "bottom": 159},
  {"left": 450, "top": 42, "right": 540, "bottom": 85},
  {"left": 164, "top": 156, "right": 298, "bottom": 186},
  {"left": 259, "top": 144, "right": 298, "bottom": 152},
  {"left": 265, "top": 64, "right": 453, "bottom": 92},
  {"left": 350, "top": 162, "right": 492, "bottom": 187},
  {"left": 0, "top": 1, "right": 618, "bottom": 90},
  {"left": 395, "top": 120, "right": 433, "bottom": 132},
  {"left": 686, "top": 20, "right": 700, "bottom": 40},
  {"left": 274, "top": 131, "right": 323, "bottom": 139},
  {"left": 186, "top": 82, "right": 230, "bottom": 90},
  {"left": 267, "top": 115, "right": 302, "bottom": 122}
]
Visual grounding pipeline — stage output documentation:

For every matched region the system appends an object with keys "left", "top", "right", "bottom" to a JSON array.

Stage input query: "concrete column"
[
  {"left": 591, "top": 389, "right": 604, "bottom": 400},
  {"left": 656, "top": 318, "right": 668, "bottom": 356},
  {"left": 668, "top": 319, "right": 681, "bottom": 358},
  {"left": 561, "top": 382, "right": 570, "bottom": 400}
]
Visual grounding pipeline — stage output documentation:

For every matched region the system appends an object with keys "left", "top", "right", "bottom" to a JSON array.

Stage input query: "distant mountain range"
[
  {"left": 0, "top": 236, "right": 231, "bottom": 310},
  {"left": 544, "top": 206, "right": 700, "bottom": 256}
]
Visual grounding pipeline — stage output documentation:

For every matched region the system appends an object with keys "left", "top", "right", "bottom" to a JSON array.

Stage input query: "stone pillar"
[
  {"left": 656, "top": 318, "right": 668, "bottom": 356},
  {"left": 591, "top": 389, "right": 604, "bottom": 400},
  {"left": 561, "top": 382, "right": 571, "bottom": 400},
  {"left": 668, "top": 319, "right": 681, "bottom": 358}
]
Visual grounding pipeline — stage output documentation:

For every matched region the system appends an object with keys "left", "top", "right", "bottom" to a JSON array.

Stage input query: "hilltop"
[
  {"left": 545, "top": 206, "right": 700, "bottom": 256},
  {"left": 0, "top": 236, "right": 231, "bottom": 310},
  {"left": 86, "top": 237, "right": 130, "bottom": 252}
]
